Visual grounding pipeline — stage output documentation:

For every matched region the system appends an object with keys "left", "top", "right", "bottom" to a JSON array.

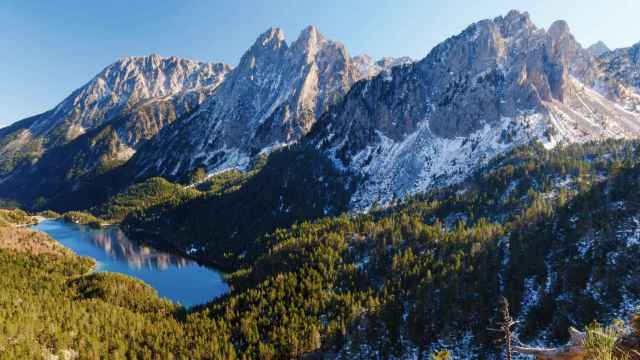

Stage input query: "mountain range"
[
  {"left": 3, "top": 9, "right": 640, "bottom": 359},
  {"left": 2, "top": 10, "right": 640, "bottom": 213}
]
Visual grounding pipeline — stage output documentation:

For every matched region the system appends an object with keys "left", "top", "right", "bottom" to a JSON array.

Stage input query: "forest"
[{"left": 2, "top": 140, "right": 640, "bottom": 359}]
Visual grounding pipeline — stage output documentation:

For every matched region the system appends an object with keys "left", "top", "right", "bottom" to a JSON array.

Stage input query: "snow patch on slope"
[
  {"left": 343, "top": 112, "right": 552, "bottom": 211},
  {"left": 336, "top": 77, "right": 640, "bottom": 211},
  {"left": 617, "top": 215, "right": 640, "bottom": 247}
]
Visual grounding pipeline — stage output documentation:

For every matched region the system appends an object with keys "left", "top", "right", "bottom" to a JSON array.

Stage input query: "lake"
[{"left": 31, "top": 219, "right": 229, "bottom": 307}]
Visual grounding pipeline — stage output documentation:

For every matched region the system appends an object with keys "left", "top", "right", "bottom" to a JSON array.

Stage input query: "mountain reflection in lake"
[
  {"left": 89, "top": 226, "right": 191, "bottom": 270},
  {"left": 31, "top": 219, "right": 229, "bottom": 307}
]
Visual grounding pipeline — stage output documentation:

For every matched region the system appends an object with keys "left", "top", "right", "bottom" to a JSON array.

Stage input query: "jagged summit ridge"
[
  {"left": 308, "top": 10, "right": 640, "bottom": 210},
  {"left": 0, "top": 54, "right": 231, "bottom": 176},
  {"left": 3, "top": 11, "right": 640, "bottom": 215},
  {"left": 255, "top": 27, "right": 286, "bottom": 48},
  {"left": 130, "top": 25, "right": 363, "bottom": 179},
  {"left": 36, "top": 54, "right": 230, "bottom": 137}
]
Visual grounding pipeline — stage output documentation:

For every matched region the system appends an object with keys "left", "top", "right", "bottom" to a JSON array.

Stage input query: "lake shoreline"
[{"left": 31, "top": 219, "right": 230, "bottom": 307}]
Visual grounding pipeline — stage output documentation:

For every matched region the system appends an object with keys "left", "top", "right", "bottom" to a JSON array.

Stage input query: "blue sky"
[{"left": 1, "top": 0, "right": 639, "bottom": 127}]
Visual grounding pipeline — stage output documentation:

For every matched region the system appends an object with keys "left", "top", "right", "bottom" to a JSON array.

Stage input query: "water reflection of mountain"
[{"left": 86, "top": 227, "right": 194, "bottom": 270}]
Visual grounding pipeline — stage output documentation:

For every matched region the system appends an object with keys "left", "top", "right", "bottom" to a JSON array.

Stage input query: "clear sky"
[{"left": 1, "top": 0, "right": 639, "bottom": 127}]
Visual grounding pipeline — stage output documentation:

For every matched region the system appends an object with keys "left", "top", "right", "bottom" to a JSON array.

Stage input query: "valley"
[{"left": 1, "top": 7, "right": 640, "bottom": 359}]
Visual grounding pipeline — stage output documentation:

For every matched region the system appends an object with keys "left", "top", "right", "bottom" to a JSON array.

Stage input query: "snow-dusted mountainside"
[
  {"left": 0, "top": 55, "right": 230, "bottom": 174},
  {"left": 129, "top": 26, "right": 364, "bottom": 180},
  {"left": 36, "top": 54, "right": 229, "bottom": 135},
  {"left": 601, "top": 42, "right": 640, "bottom": 90},
  {"left": 3, "top": 11, "right": 640, "bottom": 215},
  {"left": 308, "top": 10, "right": 640, "bottom": 210},
  {"left": 593, "top": 41, "right": 640, "bottom": 113}
]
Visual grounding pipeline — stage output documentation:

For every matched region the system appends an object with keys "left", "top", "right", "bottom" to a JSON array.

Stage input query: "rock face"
[
  {"left": 351, "top": 54, "right": 414, "bottom": 79},
  {"left": 130, "top": 26, "right": 363, "bottom": 180},
  {"left": 587, "top": 40, "right": 610, "bottom": 57},
  {"left": 593, "top": 41, "right": 640, "bottom": 112},
  {"left": 308, "top": 10, "right": 640, "bottom": 209},
  {"left": 602, "top": 42, "right": 640, "bottom": 89},
  {"left": 36, "top": 54, "right": 229, "bottom": 137},
  {"left": 0, "top": 55, "right": 230, "bottom": 175}
]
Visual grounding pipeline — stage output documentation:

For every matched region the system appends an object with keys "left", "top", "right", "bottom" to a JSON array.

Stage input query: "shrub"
[
  {"left": 584, "top": 321, "right": 628, "bottom": 360},
  {"left": 0, "top": 208, "right": 34, "bottom": 226}
]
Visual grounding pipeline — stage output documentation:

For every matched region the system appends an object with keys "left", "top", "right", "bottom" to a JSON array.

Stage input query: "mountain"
[
  {"left": 309, "top": 10, "right": 640, "bottom": 209},
  {"left": 13, "top": 11, "right": 640, "bottom": 212},
  {"left": 587, "top": 40, "right": 610, "bottom": 57},
  {"left": 116, "top": 11, "right": 640, "bottom": 199},
  {"left": 115, "top": 10, "right": 640, "bottom": 270},
  {"left": 0, "top": 55, "right": 230, "bottom": 207},
  {"left": 20, "top": 10, "right": 640, "bottom": 255},
  {"left": 127, "top": 26, "right": 365, "bottom": 181},
  {"left": 0, "top": 55, "right": 230, "bottom": 176}
]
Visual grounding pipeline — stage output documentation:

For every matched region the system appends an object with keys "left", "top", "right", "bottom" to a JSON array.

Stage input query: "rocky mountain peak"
[
  {"left": 255, "top": 27, "right": 286, "bottom": 48},
  {"left": 503, "top": 9, "right": 531, "bottom": 23},
  {"left": 290, "top": 25, "right": 334, "bottom": 61},
  {"left": 544, "top": 19, "right": 585, "bottom": 65},
  {"left": 0, "top": 53, "right": 231, "bottom": 178},
  {"left": 353, "top": 54, "right": 373, "bottom": 62},
  {"left": 352, "top": 54, "right": 413, "bottom": 79},
  {"left": 296, "top": 25, "right": 325, "bottom": 46},
  {"left": 547, "top": 19, "right": 571, "bottom": 40},
  {"left": 129, "top": 25, "right": 363, "bottom": 180},
  {"left": 143, "top": 53, "right": 163, "bottom": 65},
  {"left": 307, "top": 10, "right": 640, "bottom": 210},
  {"left": 494, "top": 9, "right": 537, "bottom": 37},
  {"left": 352, "top": 54, "right": 380, "bottom": 79},
  {"left": 376, "top": 56, "right": 413, "bottom": 69},
  {"left": 28, "top": 54, "right": 230, "bottom": 140}
]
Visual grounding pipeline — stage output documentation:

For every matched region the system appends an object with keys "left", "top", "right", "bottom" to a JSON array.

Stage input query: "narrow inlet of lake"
[{"left": 31, "top": 219, "right": 229, "bottom": 307}]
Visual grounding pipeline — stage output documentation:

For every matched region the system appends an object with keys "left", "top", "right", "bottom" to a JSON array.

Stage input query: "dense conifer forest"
[{"left": 2, "top": 140, "right": 640, "bottom": 358}]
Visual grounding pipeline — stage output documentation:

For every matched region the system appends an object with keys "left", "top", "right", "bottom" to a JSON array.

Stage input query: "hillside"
[
  {"left": 201, "top": 139, "right": 640, "bottom": 358},
  {"left": 4, "top": 140, "right": 640, "bottom": 359},
  {"left": 0, "top": 219, "right": 228, "bottom": 359}
]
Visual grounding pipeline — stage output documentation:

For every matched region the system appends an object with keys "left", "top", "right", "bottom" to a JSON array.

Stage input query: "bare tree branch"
[{"left": 513, "top": 327, "right": 586, "bottom": 360}]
